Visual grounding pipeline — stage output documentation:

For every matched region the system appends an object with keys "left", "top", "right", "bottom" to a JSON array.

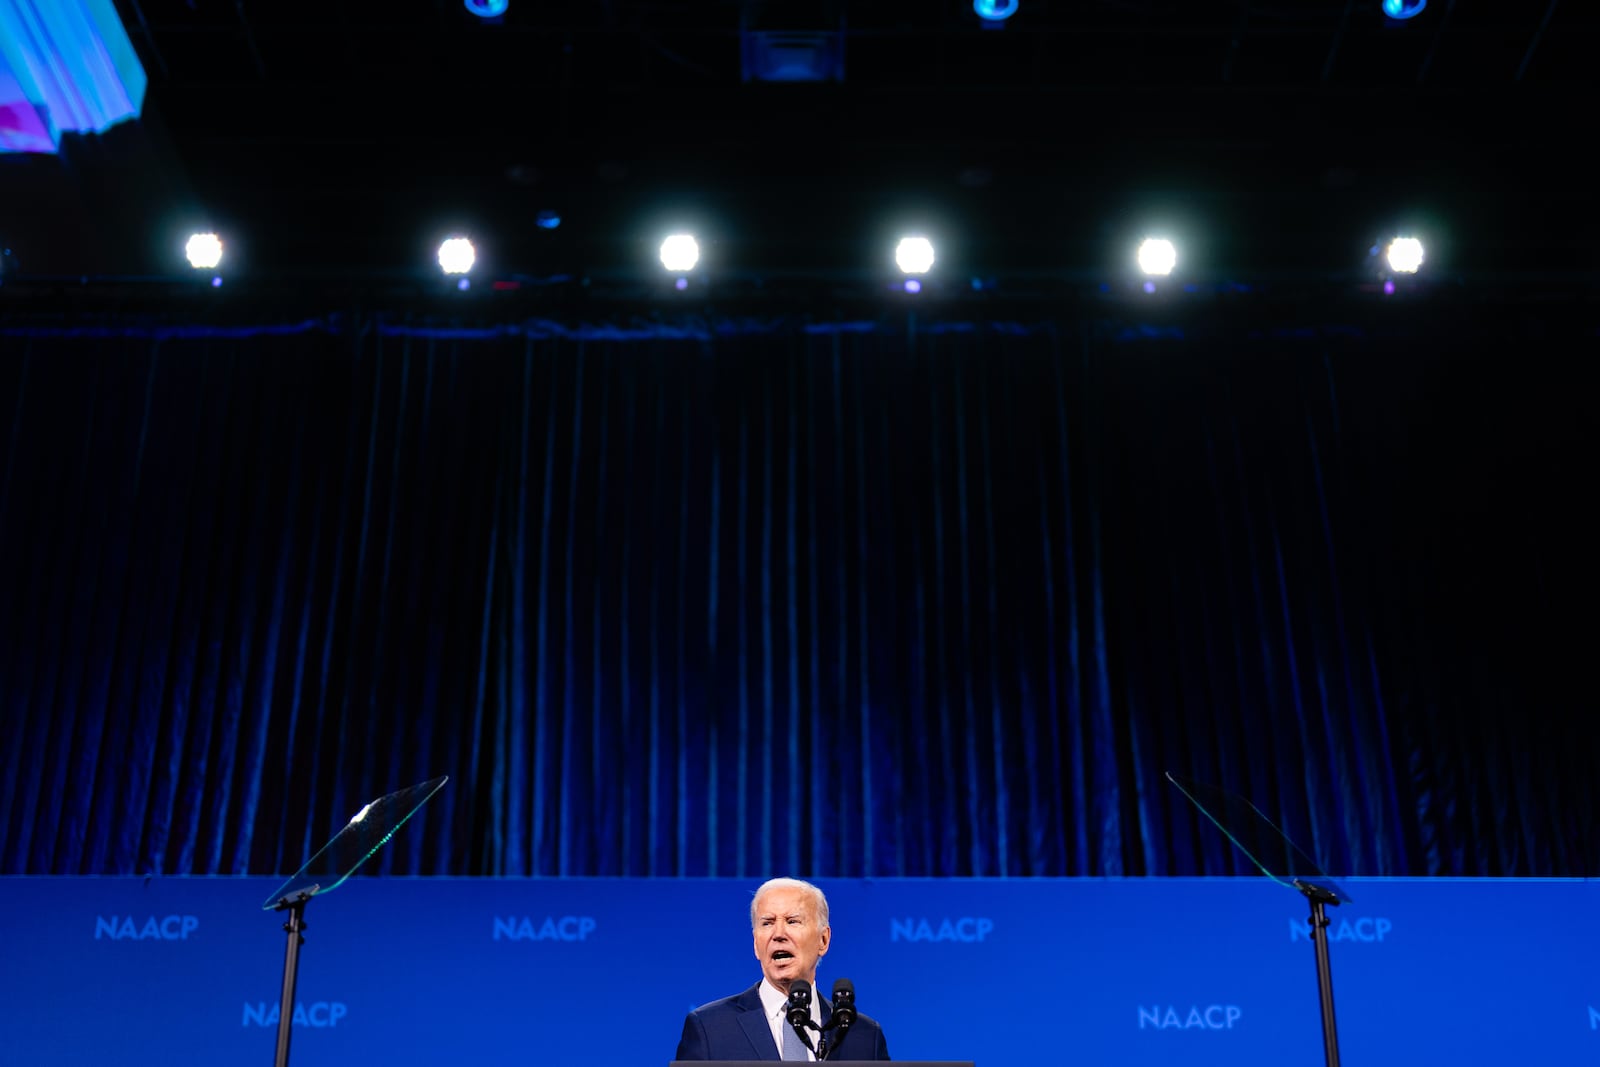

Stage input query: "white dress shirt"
[{"left": 759, "top": 978, "right": 820, "bottom": 1061}]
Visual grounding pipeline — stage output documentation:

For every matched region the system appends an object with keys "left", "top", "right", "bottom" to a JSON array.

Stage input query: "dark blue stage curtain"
[{"left": 0, "top": 311, "right": 1593, "bottom": 880}]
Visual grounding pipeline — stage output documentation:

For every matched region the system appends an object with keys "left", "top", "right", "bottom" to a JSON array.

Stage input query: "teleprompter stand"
[
  {"left": 271, "top": 888, "right": 313, "bottom": 1067},
  {"left": 1166, "top": 772, "right": 1351, "bottom": 1067},
  {"left": 263, "top": 775, "right": 448, "bottom": 1067},
  {"left": 1298, "top": 878, "right": 1344, "bottom": 1067}
]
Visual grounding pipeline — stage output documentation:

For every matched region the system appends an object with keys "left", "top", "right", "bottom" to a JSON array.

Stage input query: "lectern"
[{"left": 673, "top": 1062, "right": 972, "bottom": 1067}]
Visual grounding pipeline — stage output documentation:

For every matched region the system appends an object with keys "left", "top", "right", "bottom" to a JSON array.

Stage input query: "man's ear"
[{"left": 818, "top": 926, "right": 831, "bottom": 956}]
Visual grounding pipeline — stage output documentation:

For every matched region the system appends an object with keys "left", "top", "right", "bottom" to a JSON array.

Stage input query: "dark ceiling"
[{"left": 3, "top": 0, "right": 1594, "bottom": 282}]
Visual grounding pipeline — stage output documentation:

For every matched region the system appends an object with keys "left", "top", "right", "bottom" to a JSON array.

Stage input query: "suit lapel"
[
  {"left": 738, "top": 982, "right": 834, "bottom": 1061},
  {"left": 738, "top": 984, "right": 780, "bottom": 1061}
]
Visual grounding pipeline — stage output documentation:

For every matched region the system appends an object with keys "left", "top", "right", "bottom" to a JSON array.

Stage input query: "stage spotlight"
[
  {"left": 185, "top": 232, "right": 223, "bottom": 270},
  {"left": 895, "top": 236, "right": 935, "bottom": 274},
  {"left": 1385, "top": 236, "right": 1424, "bottom": 274},
  {"left": 463, "top": 0, "right": 509, "bottom": 18},
  {"left": 437, "top": 236, "right": 476, "bottom": 275},
  {"left": 974, "top": 0, "right": 1019, "bottom": 21},
  {"left": 1136, "top": 237, "right": 1176, "bottom": 276},
  {"left": 659, "top": 234, "right": 699, "bottom": 272},
  {"left": 1382, "top": 0, "right": 1426, "bottom": 19}
]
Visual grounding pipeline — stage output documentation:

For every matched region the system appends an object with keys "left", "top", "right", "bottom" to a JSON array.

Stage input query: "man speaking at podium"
[{"left": 676, "top": 877, "right": 892, "bottom": 1061}]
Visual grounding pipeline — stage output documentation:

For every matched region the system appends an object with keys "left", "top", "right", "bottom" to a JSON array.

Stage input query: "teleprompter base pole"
[
  {"left": 1301, "top": 883, "right": 1342, "bottom": 1067},
  {"left": 272, "top": 891, "right": 313, "bottom": 1067}
]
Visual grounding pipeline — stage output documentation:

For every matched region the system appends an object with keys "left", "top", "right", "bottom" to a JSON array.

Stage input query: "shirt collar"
[{"left": 759, "top": 978, "right": 820, "bottom": 1022}]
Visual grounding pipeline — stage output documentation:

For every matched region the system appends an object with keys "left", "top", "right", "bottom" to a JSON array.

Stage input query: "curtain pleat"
[{"left": 1, "top": 315, "right": 1595, "bottom": 879}]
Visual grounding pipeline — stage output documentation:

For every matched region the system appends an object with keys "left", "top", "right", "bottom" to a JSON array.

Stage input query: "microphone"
[
  {"left": 815, "top": 978, "right": 856, "bottom": 1061},
  {"left": 829, "top": 978, "right": 856, "bottom": 1034},
  {"left": 785, "top": 979, "right": 813, "bottom": 1030},
  {"left": 785, "top": 980, "right": 819, "bottom": 1057}
]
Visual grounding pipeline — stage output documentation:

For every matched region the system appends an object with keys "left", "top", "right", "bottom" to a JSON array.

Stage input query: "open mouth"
[{"left": 771, "top": 951, "right": 794, "bottom": 962}]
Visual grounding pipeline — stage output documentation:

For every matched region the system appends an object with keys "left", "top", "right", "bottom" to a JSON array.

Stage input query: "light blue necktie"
[{"left": 781, "top": 1013, "right": 809, "bottom": 1061}]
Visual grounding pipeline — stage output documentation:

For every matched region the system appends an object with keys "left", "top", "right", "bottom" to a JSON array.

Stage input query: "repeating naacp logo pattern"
[
  {"left": 493, "top": 916, "right": 598, "bottom": 941},
  {"left": 1138, "top": 1006, "right": 1242, "bottom": 1031},
  {"left": 242, "top": 1002, "right": 348, "bottom": 1028},
  {"left": 889, "top": 917, "right": 995, "bottom": 942},
  {"left": 12, "top": 878, "right": 1589, "bottom": 1063},
  {"left": 1289, "top": 916, "right": 1393, "bottom": 943},
  {"left": 95, "top": 915, "right": 200, "bottom": 940}
]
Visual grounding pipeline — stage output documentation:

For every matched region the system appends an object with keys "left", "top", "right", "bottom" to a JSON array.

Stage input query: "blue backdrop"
[
  {"left": 3, "top": 316, "right": 1595, "bottom": 884},
  {"left": 4, "top": 875, "right": 1595, "bottom": 1065}
]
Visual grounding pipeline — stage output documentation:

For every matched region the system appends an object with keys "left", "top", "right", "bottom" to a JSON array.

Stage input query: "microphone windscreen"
[
  {"left": 786, "top": 978, "right": 812, "bottom": 1024},
  {"left": 831, "top": 977, "right": 856, "bottom": 1026}
]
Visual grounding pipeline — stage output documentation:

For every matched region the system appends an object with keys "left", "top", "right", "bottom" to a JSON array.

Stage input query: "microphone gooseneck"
[{"left": 816, "top": 976, "right": 857, "bottom": 1061}]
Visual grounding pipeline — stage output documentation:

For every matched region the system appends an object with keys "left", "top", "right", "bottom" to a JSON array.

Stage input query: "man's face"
[{"left": 752, "top": 885, "right": 831, "bottom": 995}]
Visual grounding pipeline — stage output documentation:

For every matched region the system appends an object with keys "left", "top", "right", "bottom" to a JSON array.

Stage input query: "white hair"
[{"left": 750, "top": 877, "right": 830, "bottom": 930}]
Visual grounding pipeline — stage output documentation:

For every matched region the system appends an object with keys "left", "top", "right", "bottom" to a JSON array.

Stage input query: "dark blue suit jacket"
[{"left": 676, "top": 981, "right": 891, "bottom": 1061}]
